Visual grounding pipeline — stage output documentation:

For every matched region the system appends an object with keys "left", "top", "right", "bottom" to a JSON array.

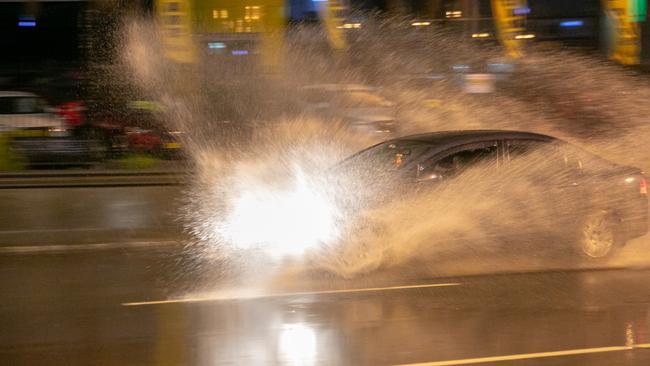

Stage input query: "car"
[
  {"left": 334, "top": 130, "right": 648, "bottom": 260},
  {"left": 0, "top": 91, "right": 103, "bottom": 166},
  {"left": 120, "top": 103, "right": 183, "bottom": 158},
  {"left": 0, "top": 91, "right": 66, "bottom": 134},
  {"left": 301, "top": 84, "right": 399, "bottom": 138},
  {"left": 126, "top": 127, "right": 183, "bottom": 158}
]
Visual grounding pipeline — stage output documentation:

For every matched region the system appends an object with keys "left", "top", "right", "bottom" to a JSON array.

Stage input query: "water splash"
[{"left": 117, "top": 15, "right": 650, "bottom": 282}]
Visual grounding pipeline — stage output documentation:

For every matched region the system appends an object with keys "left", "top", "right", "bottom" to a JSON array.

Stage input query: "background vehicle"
[
  {"left": 301, "top": 84, "right": 399, "bottom": 137},
  {"left": 88, "top": 102, "right": 184, "bottom": 160},
  {"left": 339, "top": 130, "right": 648, "bottom": 259},
  {"left": 0, "top": 91, "right": 66, "bottom": 133},
  {"left": 126, "top": 127, "right": 183, "bottom": 158},
  {"left": 0, "top": 91, "right": 103, "bottom": 166}
]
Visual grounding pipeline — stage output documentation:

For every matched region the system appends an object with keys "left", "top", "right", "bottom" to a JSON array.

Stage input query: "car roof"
[
  {"left": 392, "top": 130, "right": 556, "bottom": 147},
  {"left": 341, "top": 130, "right": 559, "bottom": 166},
  {"left": 0, "top": 91, "right": 38, "bottom": 98}
]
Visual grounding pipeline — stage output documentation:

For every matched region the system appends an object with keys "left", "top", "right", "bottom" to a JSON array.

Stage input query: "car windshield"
[
  {"left": 0, "top": 97, "right": 45, "bottom": 114},
  {"left": 341, "top": 140, "right": 431, "bottom": 174}
]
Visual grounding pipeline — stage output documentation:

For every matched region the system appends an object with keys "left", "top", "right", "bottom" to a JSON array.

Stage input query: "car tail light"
[{"left": 640, "top": 176, "right": 648, "bottom": 195}]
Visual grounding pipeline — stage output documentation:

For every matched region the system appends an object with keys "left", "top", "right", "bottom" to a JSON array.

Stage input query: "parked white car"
[{"left": 0, "top": 91, "right": 67, "bottom": 135}]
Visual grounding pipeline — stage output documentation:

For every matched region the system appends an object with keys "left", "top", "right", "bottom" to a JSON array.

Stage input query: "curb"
[{"left": 0, "top": 170, "right": 185, "bottom": 188}]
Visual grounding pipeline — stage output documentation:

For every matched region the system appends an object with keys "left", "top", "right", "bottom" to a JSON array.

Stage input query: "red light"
[
  {"left": 57, "top": 101, "right": 84, "bottom": 127},
  {"left": 640, "top": 176, "right": 648, "bottom": 195}
]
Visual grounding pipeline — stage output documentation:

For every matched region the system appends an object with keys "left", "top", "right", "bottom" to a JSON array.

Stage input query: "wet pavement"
[
  {"left": 1, "top": 186, "right": 650, "bottom": 365},
  {"left": 0, "top": 185, "right": 183, "bottom": 246},
  {"left": 2, "top": 245, "right": 650, "bottom": 366}
]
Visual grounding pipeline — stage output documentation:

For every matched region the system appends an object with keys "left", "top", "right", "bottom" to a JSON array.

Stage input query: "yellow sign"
[
  {"left": 321, "top": 0, "right": 348, "bottom": 51},
  {"left": 156, "top": 0, "right": 196, "bottom": 63},
  {"left": 603, "top": 0, "right": 641, "bottom": 65},
  {"left": 491, "top": 0, "right": 528, "bottom": 59}
]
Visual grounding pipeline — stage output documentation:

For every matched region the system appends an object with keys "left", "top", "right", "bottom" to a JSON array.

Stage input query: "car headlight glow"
[{"left": 220, "top": 169, "right": 340, "bottom": 257}]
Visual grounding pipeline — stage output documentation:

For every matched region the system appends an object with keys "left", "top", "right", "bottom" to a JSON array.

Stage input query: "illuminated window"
[
  {"left": 213, "top": 9, "right": 229, "bottom": 19},
  {"left": 252, "top": 6, "right": 261, "bottom": 20}
]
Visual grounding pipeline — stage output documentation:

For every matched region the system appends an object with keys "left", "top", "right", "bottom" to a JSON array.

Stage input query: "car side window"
[
  {"left": 506, "top": 140, "right": 583, "bottom": 178},
  {"left": 417, "top": 144, "right": 498, "bottom": 181},
  {"left": 15, "top": 98, "right": 37, "bottom": 114}
]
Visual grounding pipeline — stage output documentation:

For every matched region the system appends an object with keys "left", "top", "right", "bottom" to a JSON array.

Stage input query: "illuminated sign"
[
  {"left": 629, "top": 0, "right": 647, "bottom": 22},
  {"left": 18, "top": 16, "right": 36, "bottom": 27},
  {"left": 513, "top": 7, "right": 530, "bottom": 15},
  {"left": 559, "top": 20, "right": 584, "bottom": 27}
]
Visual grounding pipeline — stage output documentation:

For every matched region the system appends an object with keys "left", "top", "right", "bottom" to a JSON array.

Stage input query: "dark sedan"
[{"left": 336, "top": 130, "right": 648, "bottom": 259}]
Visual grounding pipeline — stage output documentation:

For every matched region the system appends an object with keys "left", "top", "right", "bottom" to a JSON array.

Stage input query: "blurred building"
[{"left": 1, "top": 0, "right": 649, "bottom": 68}]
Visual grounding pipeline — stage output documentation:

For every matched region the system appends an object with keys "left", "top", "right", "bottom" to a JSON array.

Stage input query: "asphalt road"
[
  {"left": 0, "top": 185, "right": 183, "bottom": 246},
  {"left": 2, "top": 186, "right": 650, "bottom": 365}
]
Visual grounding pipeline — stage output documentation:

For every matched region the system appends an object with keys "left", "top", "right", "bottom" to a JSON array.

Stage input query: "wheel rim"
[{"left": 581, "top": 212, "right": 615, "bottom": 258}]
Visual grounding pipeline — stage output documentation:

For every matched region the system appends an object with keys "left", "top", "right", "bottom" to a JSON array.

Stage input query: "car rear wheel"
[{"left": 577, "top": 210, "right": 619, "bottom": 259}]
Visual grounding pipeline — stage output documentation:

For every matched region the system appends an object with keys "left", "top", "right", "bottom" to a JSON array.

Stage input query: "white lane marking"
[
  {"left": 395, "top": 343, "right": 650, "bottom": 366},
  {"left": 0, "top": 240, "right": 178, "bottom": 254},
  {"left": 122, "top": 282, "right": 462, "bottom": 306}
]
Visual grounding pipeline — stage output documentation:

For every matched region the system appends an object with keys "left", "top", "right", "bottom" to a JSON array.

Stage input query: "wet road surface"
[
  {"left": 2, "top": 186, "right": 650, "bottom": 365},
  {"left": 2, "top": 245, "right": 650, "bottom": 366},
  {"left": 0, "top": 185, "right": 183, "bottom": 246}
]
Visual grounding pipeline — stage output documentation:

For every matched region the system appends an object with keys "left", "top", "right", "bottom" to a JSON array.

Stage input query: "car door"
[
  {"left": 413, "top": 141, "right": 505, "bottom": 240},
  {"left": 504, "top": 139, "right": 588, "bottom": 237}
]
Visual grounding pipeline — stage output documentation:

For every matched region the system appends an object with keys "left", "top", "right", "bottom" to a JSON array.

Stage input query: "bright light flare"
[
  {"left": 515, "top": 34, "right": 536, "bottom": 40},
  {"left": 279, "top": 323, "right": 317, "bottom": 365},
  {"left": 220, "top": 169, "right": 340, "bottom": 257},
  {"left": 336, "top": 23, "right": 362, "bottom": 29}
]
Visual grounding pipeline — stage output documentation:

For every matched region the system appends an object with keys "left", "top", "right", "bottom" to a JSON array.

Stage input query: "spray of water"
[{"left": 117, "top": 15, "right": 650, "bottom": 284}]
